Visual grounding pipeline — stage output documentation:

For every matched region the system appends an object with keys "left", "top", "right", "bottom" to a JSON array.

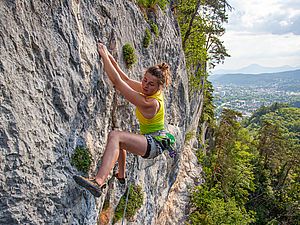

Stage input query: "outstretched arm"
[
  {"left": 98, "top": 43, "right": 158, "bottom": 117},
  {"left": 106, "top": 50, "right": 142, "bottom": 93}
]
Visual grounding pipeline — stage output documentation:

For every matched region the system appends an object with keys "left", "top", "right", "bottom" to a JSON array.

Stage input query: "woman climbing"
[{"left": 73, "top": 43, "right": 175, "bottom": 197}]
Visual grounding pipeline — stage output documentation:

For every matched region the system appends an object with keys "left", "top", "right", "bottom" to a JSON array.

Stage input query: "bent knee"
[
  {"left": 107, "top": 131, "right": 128, "bottom": 148},
  {"left": 108, "top": 130, "right": 120, "bottom": 139}
]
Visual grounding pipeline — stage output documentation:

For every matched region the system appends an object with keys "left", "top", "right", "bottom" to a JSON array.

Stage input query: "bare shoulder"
[
  {"left": 137, "top": 97, "right": 159, "bottom": 119},
  {"left": 144, "top": 96, "right": 160, "bottom": 111}
]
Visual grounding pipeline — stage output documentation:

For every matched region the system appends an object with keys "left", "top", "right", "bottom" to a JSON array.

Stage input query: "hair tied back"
[{"left": 158, "top": 62, "right": 169, "bottom": 72}]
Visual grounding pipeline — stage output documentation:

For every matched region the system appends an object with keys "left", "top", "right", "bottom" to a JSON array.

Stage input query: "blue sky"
[{"left": 213, "top": 0, "right": 300, "bottom": 71}]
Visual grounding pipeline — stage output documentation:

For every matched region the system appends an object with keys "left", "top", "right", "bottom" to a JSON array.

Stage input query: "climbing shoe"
[
  {"left": 73, "top": 175, "right": 106, "bottom": 198},
  {"left": 113, "top": 173, "right": 126, "bottom": 184}
]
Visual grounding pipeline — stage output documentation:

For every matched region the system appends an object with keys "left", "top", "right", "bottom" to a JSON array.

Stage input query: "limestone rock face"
[{"left": 0, "top": 1, "right": 203, "bottom": 224}]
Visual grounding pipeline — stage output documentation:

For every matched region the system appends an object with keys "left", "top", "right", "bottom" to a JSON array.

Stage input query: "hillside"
[
  {"left": 211, "top": 69, "right": 300, "bottom": 117},
  {"left": 212, "top": 64, "right": 300, "bottom": 75},
  {"left": 210, "top": 69, "right": 300, "bottom": 90}
]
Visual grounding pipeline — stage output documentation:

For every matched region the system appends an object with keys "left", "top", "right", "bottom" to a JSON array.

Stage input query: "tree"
[
  {"left": 214, "top": 109, "right": 255, "bottom": 204},
  {"left": 246, "top": 104, "right": 300, "bottom": 224},
  {"left": 257, "top": 120, "right": 286, "bottom": 170},
  {"left": 190, "top": 109, "right": 256, "bottom": 224},
  {"left": 176, "top": 0, "right": 231, "bottom": 73}
]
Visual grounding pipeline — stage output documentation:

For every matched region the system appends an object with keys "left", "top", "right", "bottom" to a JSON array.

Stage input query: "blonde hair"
[{"left": 146, "top": 62, "right": 171, "bottom": 87}]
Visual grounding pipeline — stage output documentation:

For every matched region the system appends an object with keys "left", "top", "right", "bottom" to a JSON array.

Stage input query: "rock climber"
[{"left": 73, "top": 42, "right": 175, "bottom": 197}]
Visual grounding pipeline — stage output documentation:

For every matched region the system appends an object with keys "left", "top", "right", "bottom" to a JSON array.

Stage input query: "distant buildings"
[{"left": 213, "top": 85, "right": 300, "bottom": 118}]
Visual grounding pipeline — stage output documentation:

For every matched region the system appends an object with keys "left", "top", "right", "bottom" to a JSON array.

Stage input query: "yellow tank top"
[{"left": 135, "top": 90, "right": 165, "bottom": 134}]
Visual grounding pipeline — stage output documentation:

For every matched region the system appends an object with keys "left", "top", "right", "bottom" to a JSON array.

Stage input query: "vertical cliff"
[{"left": 0, "top": 1, "right": 203, "bottom": 224}]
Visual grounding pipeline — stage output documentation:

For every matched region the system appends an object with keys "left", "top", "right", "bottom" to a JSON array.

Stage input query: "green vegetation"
[
  {"left": 245, "top": 102, "right": 290, "bottom": 127},
  {"left": 244, "top": 104, "right": 300, "bottom": 224},
  {"left": 71, "top": 146, "right": 92, "bottom": 173},
  {"left": 157, "top": 0, "right": 168, "bottom": 10},
  {"left": 190, "top": 109, "right": 256, "bottom": 224},
  {"left": 137, "top": 0, "right": 168, "bottom": 10},
  {"left": 150, "top": 21, "right": 159, "bottom": 37},
  {"left": 113, "top": 184, "right": 144, "bottom": 223},
  {"left": 143, "top": 21, "right": 159, "bottom": 48},
  {"left": 200, "top": 80, "right": 215, "bottom": 128},
  {"left": 185, "top": 130, "right": 196, "bottom": 143},
  {"left": 143, "top": 28, "right": 151, "bottom": 48},
  {"left": 190, "top": 104, "right": 300, "bottom": 224},
  {"left": 174, "top": 1, "right": 299, "bottom": 224},
  {"left": 122, "top": 43, "right": 137, "bottom": 68},
  {"left": 176, "top": 0, "right": 231, "bottom": 148},
  {"left": 176, "top": 0, "right": 231, "bottom": 92}
]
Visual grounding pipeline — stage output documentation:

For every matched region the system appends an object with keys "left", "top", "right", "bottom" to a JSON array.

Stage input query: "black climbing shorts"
[{"left": 142, "top": 130, "right": 166, "bottom": 159}]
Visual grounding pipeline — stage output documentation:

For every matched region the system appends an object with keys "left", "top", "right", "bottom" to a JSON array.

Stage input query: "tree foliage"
[
  {"left": 200, "top": 80, "right": 216, "bottom": 127},
  {"left": 190, "top": 109, "right": 256, "bottom": 224},
  {"left": 176, "top": 0, "right": 231, "bottom": 87},
  {"left": 191, "top": 105, "right": 300, "bottom": 224},
  {"left": 246, "top": 104, "right": 300, "bottom": 224},
  {"left": 175, "top": 0, "right": 231, "bottom": 134}
]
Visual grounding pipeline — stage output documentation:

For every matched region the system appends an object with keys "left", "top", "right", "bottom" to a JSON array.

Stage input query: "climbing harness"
[{"left": 154, "top": 132, "right": 177, "bottom": 158}]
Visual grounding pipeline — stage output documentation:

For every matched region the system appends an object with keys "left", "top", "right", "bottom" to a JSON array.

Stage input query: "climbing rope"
[
  {"left": 121, "top": 182, "right": 131, "bottom": 225},
  {"left": 121, "top": 155, "right": 137, "bottom": 225}
]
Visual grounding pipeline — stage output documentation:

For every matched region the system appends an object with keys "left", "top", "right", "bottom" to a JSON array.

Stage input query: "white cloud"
[
  {"left": 216, "top": 31, "right": 300, "bottom": 70},
  {"left": 226, "top": 0, "right": 300, "bottom": 34},
  {"left": 214, "top": 0, "right": 300, "bottom": 71}
]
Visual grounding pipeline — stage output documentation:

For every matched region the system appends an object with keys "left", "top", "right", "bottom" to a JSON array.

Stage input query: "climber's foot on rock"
[
  {"left": 113, "top": 172, "right": 126, "bottom": 184},
  {"left": 73, "top": 175, "right": 106, "bottom": 198}
]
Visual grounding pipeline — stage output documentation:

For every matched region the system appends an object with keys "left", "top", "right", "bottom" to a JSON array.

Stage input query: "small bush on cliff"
[
  {"left": 137, "top": 0, "right": 168, "bottom": 10},
  {"left": 143, "top": 28, "right": 151, "bottom": 48},
  {"left": 123, "top": 43, "right": 137, "bottom": 68},
  {"left": 113, "top": 184, "right": 144, "bottom": 223},
  {"left": 150, "top": 21, "right": 159, "bottom": 37},
  {"left": 185, "top": 130, "right": 195, "bottom": 143},
  {"left": 71, "top": 146, "right": 92, "bottom": 173},
  {"left": 157, "top": 0, "right": 168, "bottom": 10}
]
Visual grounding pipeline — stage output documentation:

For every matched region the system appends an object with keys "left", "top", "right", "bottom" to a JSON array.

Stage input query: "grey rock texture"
[{"left": 0, "top": 1, "right": 203, "bottom": 224}]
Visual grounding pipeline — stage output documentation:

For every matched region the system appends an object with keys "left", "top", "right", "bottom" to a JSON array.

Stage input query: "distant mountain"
[
  {"left": 212, "top": 64, "right": 300, "bottom": 75},
  {"left": 210, "top": 69, "right": 300, "bottom": 91}
]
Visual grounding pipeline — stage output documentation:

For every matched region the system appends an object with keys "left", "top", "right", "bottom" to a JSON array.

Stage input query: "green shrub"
[
  {"left": 143, "top": 28, "right": 151, "bottom": 48},
  {"left": 137, "top": 0, "right": 156, "bottom": 8},
  {"left": 185, "top": 130, "right": 195, "bottom": 143},
  {"left": 150, "top": 21, "right": 159, "bottom": 37},
  {"left": 137, "top": 0, "right": 168, "bottom": 10},
  {"left": 71, "top": 146, "right": 92, "bottom": 173},
  {"left": 157, "top": 0, "right": 168, "bottom": 10},
  {"left": 113, "top": 184, "right": 144, "bottom": 223},
  {"left": 122, "top": 43, "right": 137, "bottom": 68}
]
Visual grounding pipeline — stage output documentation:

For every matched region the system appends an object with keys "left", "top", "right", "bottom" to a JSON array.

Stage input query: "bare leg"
[
  {"left": 95, "top": 130, "right": 147, "bottom": 186},
  {"left": 117, "top": 148, "right": 126, "bottom": 178}
]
